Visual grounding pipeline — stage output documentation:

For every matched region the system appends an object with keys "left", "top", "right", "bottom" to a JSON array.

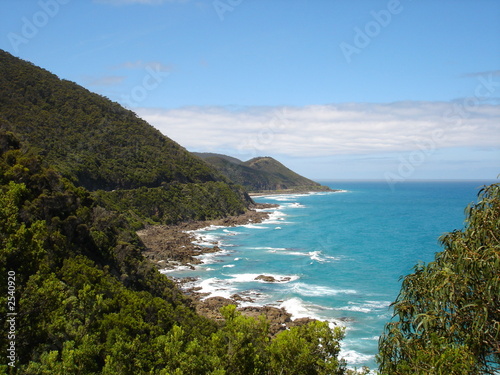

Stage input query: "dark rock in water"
[
  {"left": 255, "top": 275, "right": 292, "bottom": 283},
  {"left": 176, "top": 276, "right": 198, "bottom": 284},
  {"left": 338, "top": 316, "right": 355, "bottom": 322},
  {"left": 255, "top": 275, "right": 277, "bottom": 282},
  {"left": 204, "top": 245, "right": 221, "bottom": 253}
]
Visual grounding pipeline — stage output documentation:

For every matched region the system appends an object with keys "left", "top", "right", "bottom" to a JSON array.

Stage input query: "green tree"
[
  {"left": 213, "top": 305, "right": 270, "bottom": 375},
  {"left": 377, "top": 183, "right": 500, "bottom": 374},
  {"left": 0, "top": 181, "right": 48, "bottom": 284},
  {"left": 268, "top": 320, "right": 346, "bottom": 375}
]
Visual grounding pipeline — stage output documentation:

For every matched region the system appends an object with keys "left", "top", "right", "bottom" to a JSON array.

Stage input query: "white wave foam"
[
  {"left": 222, "top": 264, "right": 235, "bottom": 268},
  {"left": 191, "top": 277, "right": 274, "bottom": 303},
  {"left": 197, "top": 277, "right": 235, "bottom": 299},
  {"left": 258, "top": 193, "right": 306, "bottom": 201},
  {"left": 271, "top": 196, "right": 296, "bottom": 201},
  {"left": 253, "top": 247, "right": 288, "bottom": 251},
  {"left": 187, "top": 230, "right": 223, "bottom": 247},
  {"left": 201, "top": 225, "right": 226, "bottom": 231},
  {"left": 223, "top": 229, "right": 241, "bottom": 235},
  {"left": 279, "top": 297, "right": 322, "bottom": 320},
  {"left": 262, "top": 210, "right": 290, "bottom": 225},
  {"left": 340, "top": 349, "right": 375, "bottom": 365},
  {"left": 241, "top": 223, "right": 267, "bottom": 229},
  {"left": 308, "top": 250, "right": 339, "bottom": 263},
  {"left": 160, "top": 265, "right": 193, "bottom": 273},
  {"left": 309, "top": 190, "right": 349, "bottom": 196},
  {"left": 289, "top": 282, "right": 357, "bottom": 297},
  {"left": 194, "top": 249, "right": 231, "bottom": 264},
  {"left": 228, "top": 273, "right": 300, "bottom": 284},
  {"left": 278, "top": 298, "right": 345, "bottom": 330},
  {"left": 266, "top": 248, "right": 338, "bottom": 263},
  {"left": 337, "top": 301, "right": 391, "bottom": 313},
  {"left": 186, "top": 225, "right": 237, "bottom": 247},
  {"left": 360, "top": 336, "right": 380, "bottom": 341},
  {"left": 282, "top": 250, "right": 310, "bottom": 256}
]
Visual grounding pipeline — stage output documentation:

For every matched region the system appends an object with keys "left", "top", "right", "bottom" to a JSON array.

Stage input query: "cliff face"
[
  {"left": 195, "top": 153, "right": 332, "bottom": 193},
  {"left": 0, "top": 50, "right": 251, "bottom": 225}
]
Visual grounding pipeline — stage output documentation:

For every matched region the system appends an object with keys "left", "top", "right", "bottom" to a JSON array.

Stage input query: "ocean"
[{"left": 164, "top": 180, "right": 497, "bottom": 370}]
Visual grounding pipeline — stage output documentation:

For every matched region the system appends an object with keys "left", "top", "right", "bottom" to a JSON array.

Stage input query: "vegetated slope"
[
  {"left": 195, "top": 152, "right": 331, "bottom": 193},
  {"left": 0, "top": 50, "right": 251, "bottom": 225},
  {"left": 0, "top": 131, "right": 349, "bottom": 375},
  {"left": 194, "top": 152, "right": 244, "bottom": 166}
]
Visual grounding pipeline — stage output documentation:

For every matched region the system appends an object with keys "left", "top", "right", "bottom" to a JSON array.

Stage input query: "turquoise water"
[{"left": 165, "top": 180, "right": 497, "bottom": 370}]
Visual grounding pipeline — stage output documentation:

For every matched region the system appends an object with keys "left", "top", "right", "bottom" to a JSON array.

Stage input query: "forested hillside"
[
  {"left": 0, "top": 132, "right": 349, "bottom": 374},
  {"left": 0, "top": 50, "right": 224, "bottom": 191},
  {"left": 194, "top": 153, "right": 331, "bottom": 193},
  {"left": 0, "top": 51, "right": 353, "bottom": 374},
  {"left": 0, "top": 50, "right": 252, "bottom": 227}
]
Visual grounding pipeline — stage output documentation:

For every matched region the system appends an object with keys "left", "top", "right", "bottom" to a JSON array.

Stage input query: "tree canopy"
[
  {"left": 0, "top": 132, "right": 351, "bottom": 374},
  {"left": 0, "top": 49, "right": 252, "bottom": 228},
  {"left": 378, "top": 183, "right": 500, "bottom": 374}
]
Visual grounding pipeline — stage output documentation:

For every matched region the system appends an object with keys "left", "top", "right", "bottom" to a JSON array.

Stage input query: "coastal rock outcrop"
[
  {"left": 137, "top": 204, "right": 276, "bottom": 269},
  {"left": 255, "top": 275, "right": 292, "bottom": 283}
]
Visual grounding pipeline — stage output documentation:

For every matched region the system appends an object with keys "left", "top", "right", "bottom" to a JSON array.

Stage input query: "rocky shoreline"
[
  {"left": 137, "top": 203, "right": 318, "bottom": 335},
  {"left": 137, "top": 203, "right": 277, "bottom": 270}
]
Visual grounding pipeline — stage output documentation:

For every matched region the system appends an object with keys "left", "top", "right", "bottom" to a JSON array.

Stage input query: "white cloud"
[{"left": 136, "top": 101, "right": 500, "bottom": 160}]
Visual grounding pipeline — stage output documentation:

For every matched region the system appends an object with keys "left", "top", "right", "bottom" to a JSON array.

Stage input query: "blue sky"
[{"left": 1, "top": 0, "right": 499, "bottom": 181}]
